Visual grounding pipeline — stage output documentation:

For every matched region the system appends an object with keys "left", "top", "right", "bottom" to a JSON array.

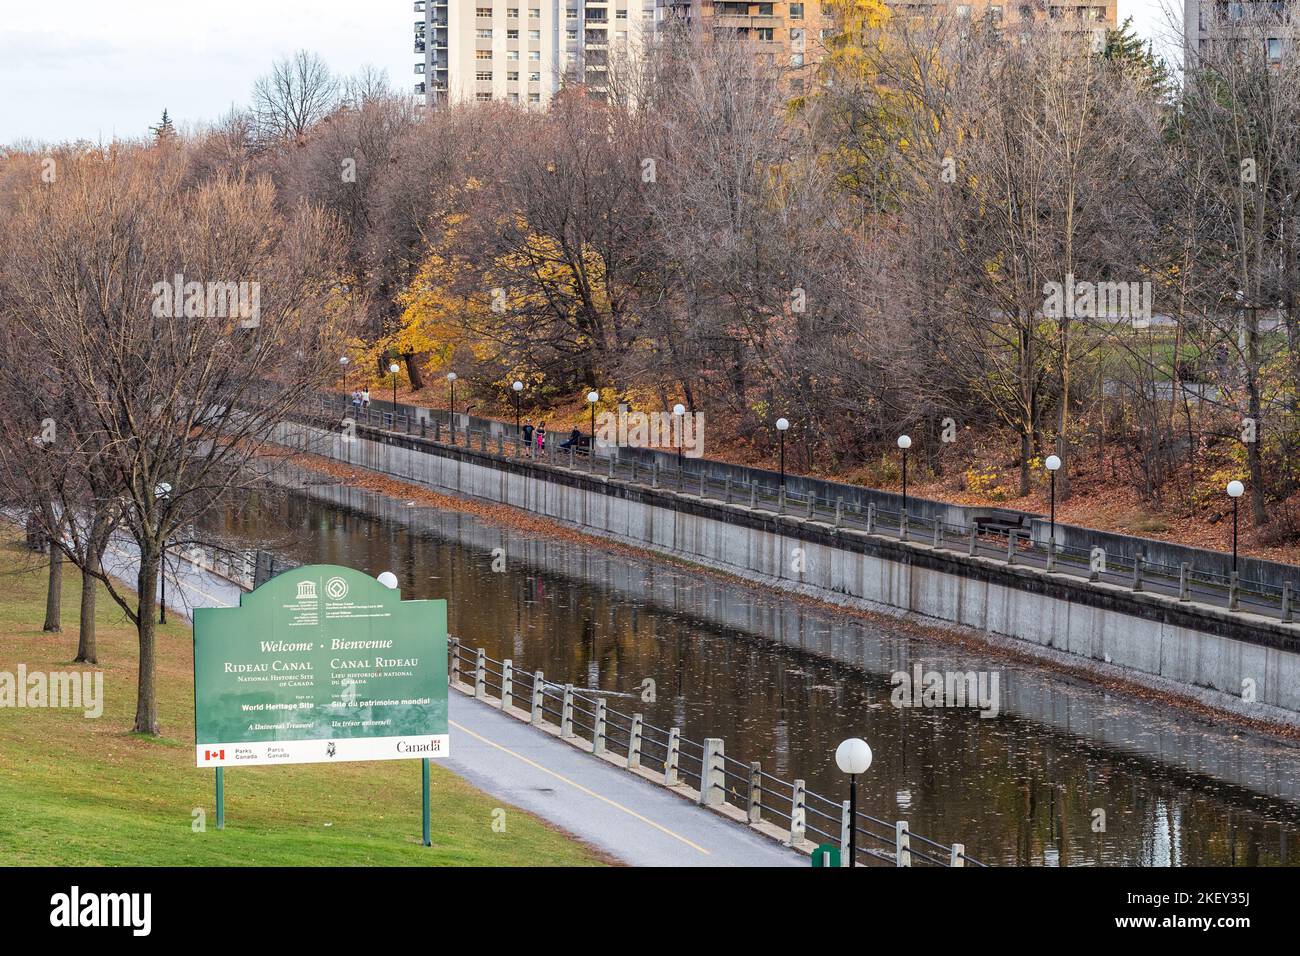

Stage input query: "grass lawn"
[{"left": 0, "top": 534, "right": 605, "bottom": 866}]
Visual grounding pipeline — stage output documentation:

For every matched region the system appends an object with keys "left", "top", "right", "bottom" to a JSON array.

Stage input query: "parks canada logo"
[{"left": 326, "top": 741, "right": 336, "bottom": 758}]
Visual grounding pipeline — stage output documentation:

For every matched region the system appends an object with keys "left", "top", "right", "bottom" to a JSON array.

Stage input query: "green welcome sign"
[{"left": 193, "top": 564, "right": 448, "bottom": 767}]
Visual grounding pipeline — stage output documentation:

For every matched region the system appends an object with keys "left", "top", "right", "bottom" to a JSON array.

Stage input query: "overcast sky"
[{"left": 0, "top": 0, "right": 1181, "bottom": 147}]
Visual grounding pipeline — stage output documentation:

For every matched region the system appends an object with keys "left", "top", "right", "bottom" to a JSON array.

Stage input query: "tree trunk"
[
  {"left": 404, "top": 352, "right": 425, "bottom": 391},
  {"left": 1019, "top": 429, "right": 1031, "bottom": 497},
  {"left": 75, "top": 552, "right": 100, "bottom": 664},
  {"left": 1246, "top": 310, "right": 1268, "bottom": 526},
  {"left": 43, "top": 548, "right": 62, "bottom": 632},
  {"left": 133, "top": 555, "right": 161, "bottom": 735},
  {"left": 1057, "top": 317, "right": 1072, "bottom": 501}
]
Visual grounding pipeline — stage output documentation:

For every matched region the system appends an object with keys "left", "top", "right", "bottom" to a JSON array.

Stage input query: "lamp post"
[
  {"left": 1045, "top": 455, "right": 1061, "bottom": 549},
  {"left": 776, "top": 417, "right": 789, "bottom": 486},
  {"left": 835, "top": 737, "right": 873, "bottom": 867},
  {"left": 587, "top": 390, "right": 599, "bottom": 454},
  {"left": 388, "top": 362, "right": 400, "bottom": 423},
  {"left": 512, "top": 380, "right": 524, "bottom": 437},
  {"left": 154, "top": 482, "right": 172, "bottom": 625},
  {"left": 673, "top": 403, "right": 686, "bottom": 472},
  {"left": 1227, "top": 480, "right": 1244, "bottom": 573},
  {"left": 447, "top": 372, "right": 457, "bottom": 445},
  {"left": 897, "top": 434, "right": 912, "bottom": 513},
  {"left": 377, "top": 571, "right": 399, "bottom": 590},
  {"left": 339, "top": 355, "right": 350, "bottom": 394}
]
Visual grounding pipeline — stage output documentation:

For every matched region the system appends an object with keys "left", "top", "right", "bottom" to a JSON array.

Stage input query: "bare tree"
[
  {"left": 252, "top": 50, "right": 340, "bottom": 144},
  {"left": 0, "top": 144, "right": 354, "bottom": 733}
]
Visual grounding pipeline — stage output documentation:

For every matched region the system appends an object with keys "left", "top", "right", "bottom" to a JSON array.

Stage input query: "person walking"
[
  {"left": 522, "top": 420, "right": 534, "bottom": 451},
  {"left": 350, "top": 389, "right": 362, "bottom": 411},
  {"left": 537, "top": 422, "right": 547, "bottom": 452},
  {"left": 360, "top": 387, "right": 370, "bottom": 410}
]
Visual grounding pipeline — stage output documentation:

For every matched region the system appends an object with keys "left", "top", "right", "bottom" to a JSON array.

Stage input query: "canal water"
[{"left": 206, "top": 480, "right": 1300, "bottom": 866}]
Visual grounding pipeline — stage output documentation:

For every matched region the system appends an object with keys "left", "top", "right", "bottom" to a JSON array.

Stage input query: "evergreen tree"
[{"left": 150, "top": 109, "right": 176, "bottom": 143}]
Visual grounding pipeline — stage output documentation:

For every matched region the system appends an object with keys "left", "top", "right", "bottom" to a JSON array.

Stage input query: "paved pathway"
[{"left": 101, "top": 543, "right": 801, "bottom": 867}]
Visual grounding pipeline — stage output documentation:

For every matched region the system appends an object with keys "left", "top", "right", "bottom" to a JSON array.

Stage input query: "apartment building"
[
  {"left": 413, "top": 1, "right": 1118, "bottom": 108},
  {"left": 1184, "top": 1, "right": 1294, "bottom": 65},
  {"left": 661, "top": 1, "right": 1117, "bottom": 88},
  {"left": 414, "top": 1, "right": 659, "bottom": 107},
  {"left": 662, "top": 1, "right": 838, "bottom": 85},
  {"left": 939, "top": 1, "right": 1115, "bottom": 50}
]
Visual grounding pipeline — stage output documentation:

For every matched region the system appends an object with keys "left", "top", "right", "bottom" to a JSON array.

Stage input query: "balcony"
[{"left": 716, "top": 14, "right": 782, "bottom": 28}]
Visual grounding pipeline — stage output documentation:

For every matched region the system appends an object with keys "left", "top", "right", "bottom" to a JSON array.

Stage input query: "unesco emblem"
[{"left": 324, "top": 577, "right": 349, "bottom": 601}]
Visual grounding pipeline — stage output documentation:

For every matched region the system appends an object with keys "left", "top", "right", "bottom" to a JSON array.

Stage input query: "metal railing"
[
  {"left": 298, "top": 392, "right": 1300, "bottom": 625},
  {"left": 166, "top": 540, "right": 259, "bottom": 591},
  {"left": 447, "top": 636, "right": 987, "bottom": 868}
]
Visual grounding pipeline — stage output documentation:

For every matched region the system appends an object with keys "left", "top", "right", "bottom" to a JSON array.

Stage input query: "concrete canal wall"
[
  {"left": 271, "top": 419, "right": 1300, "bottom": 720},
  {"left": 271, "top": 472, "right": 1300, "bottom": 805}
]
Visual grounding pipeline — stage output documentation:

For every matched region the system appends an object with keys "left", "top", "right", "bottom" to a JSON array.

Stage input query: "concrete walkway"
[
  {"left": 102, "top": 542, "right": 802, "bottom": 867},
  {"left": 442, "top": 691, "right": 801, "bottom": 866}
]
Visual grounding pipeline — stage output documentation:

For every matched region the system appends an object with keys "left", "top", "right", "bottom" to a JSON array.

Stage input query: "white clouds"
[{"left": 0, "top": 0, "right": 411, "bottom": 145}]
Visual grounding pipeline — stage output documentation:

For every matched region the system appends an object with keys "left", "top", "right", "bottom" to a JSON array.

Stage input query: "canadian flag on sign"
[{"left": 204, "top": 749, "right": 225, "bottom": 761}]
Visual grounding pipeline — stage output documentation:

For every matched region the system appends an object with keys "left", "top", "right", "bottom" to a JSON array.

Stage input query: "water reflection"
[{"left": 205, "top": 483, "right": 1300, "bottom": 866}]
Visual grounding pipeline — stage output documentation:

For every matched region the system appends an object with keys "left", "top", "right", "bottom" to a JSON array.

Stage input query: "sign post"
[
  {"left": 194, "top": 565, "right": 449, "bottom": 841},
  {"left": 422, "top": 758, "right": 431, "bottom": 847}
]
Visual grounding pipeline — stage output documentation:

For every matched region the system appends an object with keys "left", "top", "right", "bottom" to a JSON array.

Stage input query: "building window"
[
  {"left": 956, "top": 4, "right": 970, "bottom": 15},
  {"left": 508, "top": 7, "right": 519, "bottom": 17},
  {"left": 1268, "top": 37, "right": 1282, "bottom": 60},
  {"left": 757, "top": 27, "right": 774, "bottom": 40},
  {"left": 530, "top": 29, "right": 541, "bottom": 38},
  {"left": 790, "top": 2, "right": 804, "bottom": 17},
  {"left": 477, "top": 70, "right": 493, "bottom": 80},
  {"left": 476, "top": 91, "right": 493, "bottom": 101},
  {"left": 415, "top": 63, "right": 426, "bottom": 74},
  {"left": 529, "top": 50, "right": 540, "bottom": 59},
  {"left": 507, "top": 49, "right": 520, "bottom": 59},
  {"left": 529, "top": 92, "right": 541, "bottom": 102},
  {"left": 530, "top": 7, "right": 541, "bottom": 16},
  {"left": 568, "top": 29, "right": 578, "bottom": 38},
  {"left": 507, "top": 28, "right": 519, "bottom": 38},
  {"left": 509, "top": 70, "right": 520, "bottom": 80},
  {"left": 476, "top": 50, "right": 493, "bottom": 59},
  {"left": 567, "top": 7, "right": 578, "bottom": 17},
  {"left": 616, "top": 8, "right": 628, "bottom": 17},
  {"left": 529, "top": 70, "right": 541, "bottom": 80},
  {"left": 791, "top": 52, "right": 804, "bottom": 67},
  {"left": 476, "top": 7, "right": 492, "bottom": 17},
  {"left": 509, "top": 92, "right": 519, "bottom": 101},
  {"left": 989, "top": 4, "right": 1003, "bottom": 20},
  {"left": 757, "top": 3, "right": 773, "bottom": 14},
  {"left": 477, "top": 28, "right": 493, "bottom": 38}
]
